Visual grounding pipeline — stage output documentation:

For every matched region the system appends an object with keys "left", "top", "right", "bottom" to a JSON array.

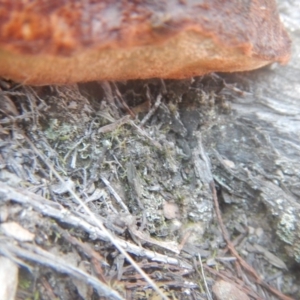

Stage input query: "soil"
[{"left": 0, "top": 70, "right": 299, "bottom": 300}]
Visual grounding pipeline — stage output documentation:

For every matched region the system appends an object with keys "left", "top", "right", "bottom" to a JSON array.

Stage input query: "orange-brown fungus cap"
[{"left": 0, "top": 0, "right": 291, "bottom": 85}]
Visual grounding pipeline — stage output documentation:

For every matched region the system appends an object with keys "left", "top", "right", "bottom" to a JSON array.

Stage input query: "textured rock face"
[{"left": 0, "top": 0, "right": 291, "bottom": 85}]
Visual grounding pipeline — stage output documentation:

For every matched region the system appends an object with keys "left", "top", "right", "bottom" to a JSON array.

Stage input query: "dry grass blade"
[{"left": 197, "top": 254, "right": 213, "bottom": 300}]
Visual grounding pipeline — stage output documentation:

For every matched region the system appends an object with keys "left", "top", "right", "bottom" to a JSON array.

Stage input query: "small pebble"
[{"left": 212, "top": 280, "right": 250, "bottom": 300}]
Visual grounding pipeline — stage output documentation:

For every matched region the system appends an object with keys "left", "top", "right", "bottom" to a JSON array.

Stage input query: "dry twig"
[
  {"left": 0, "top": 240, "right": 124, "bottom": 300},
  {"left": 101, "top": 176, "right": 129, "bottom": 213},
  {"left": 140, "top": 94, "right": 162, "bottom": 127},
  {"left": 21, "top": 133, "right": 169, "bottom": 300},
  {"left": 209, "top": 181, "right": 294, "bottom": 300}
]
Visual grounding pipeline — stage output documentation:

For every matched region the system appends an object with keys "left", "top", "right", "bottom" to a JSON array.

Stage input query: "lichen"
[{"left": 276, "top": 212, "right": 296, "bottom": 245}]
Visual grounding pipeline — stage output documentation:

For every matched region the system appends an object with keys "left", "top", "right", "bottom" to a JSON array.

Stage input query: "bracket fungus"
[{"left": 0, "top": 0, "right": 291, "bottom": 85}]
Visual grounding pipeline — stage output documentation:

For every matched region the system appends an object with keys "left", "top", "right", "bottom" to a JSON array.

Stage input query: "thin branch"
[
  {"left": 0, "top": 182, "right": 192, "bottom": 270},
  {"left": 22, "top": 133, "right": 169, "bottom": 300},
  {"left": 0, "top": 240, "right": 124, "bottom": 300},
  {"left": 130, "top": 121, "right": 163, "bottom": 151},
  {"left": 101, "top": 176, "right": 129, "bottom": 213},
  {"left": 140, "top": 94, "right": 162, "bottom": 127},
  {"left": 209, "top": 181, "right": 294, "bottom": 300},
  {"left": 98, "top": 115, "right": 131, "bottom": 134},
  {"left": 193, "top": 132, "right": 293, "bottom": 300}
]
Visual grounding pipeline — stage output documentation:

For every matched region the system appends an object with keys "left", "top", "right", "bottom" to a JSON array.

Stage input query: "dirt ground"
[{"left": 0, "top": 70, "right": 299, "bottom": 300}]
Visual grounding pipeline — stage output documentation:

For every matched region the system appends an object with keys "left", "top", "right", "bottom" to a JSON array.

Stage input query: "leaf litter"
[{"left": 0, "top": 75, "right": 299, "bottom": 300}]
